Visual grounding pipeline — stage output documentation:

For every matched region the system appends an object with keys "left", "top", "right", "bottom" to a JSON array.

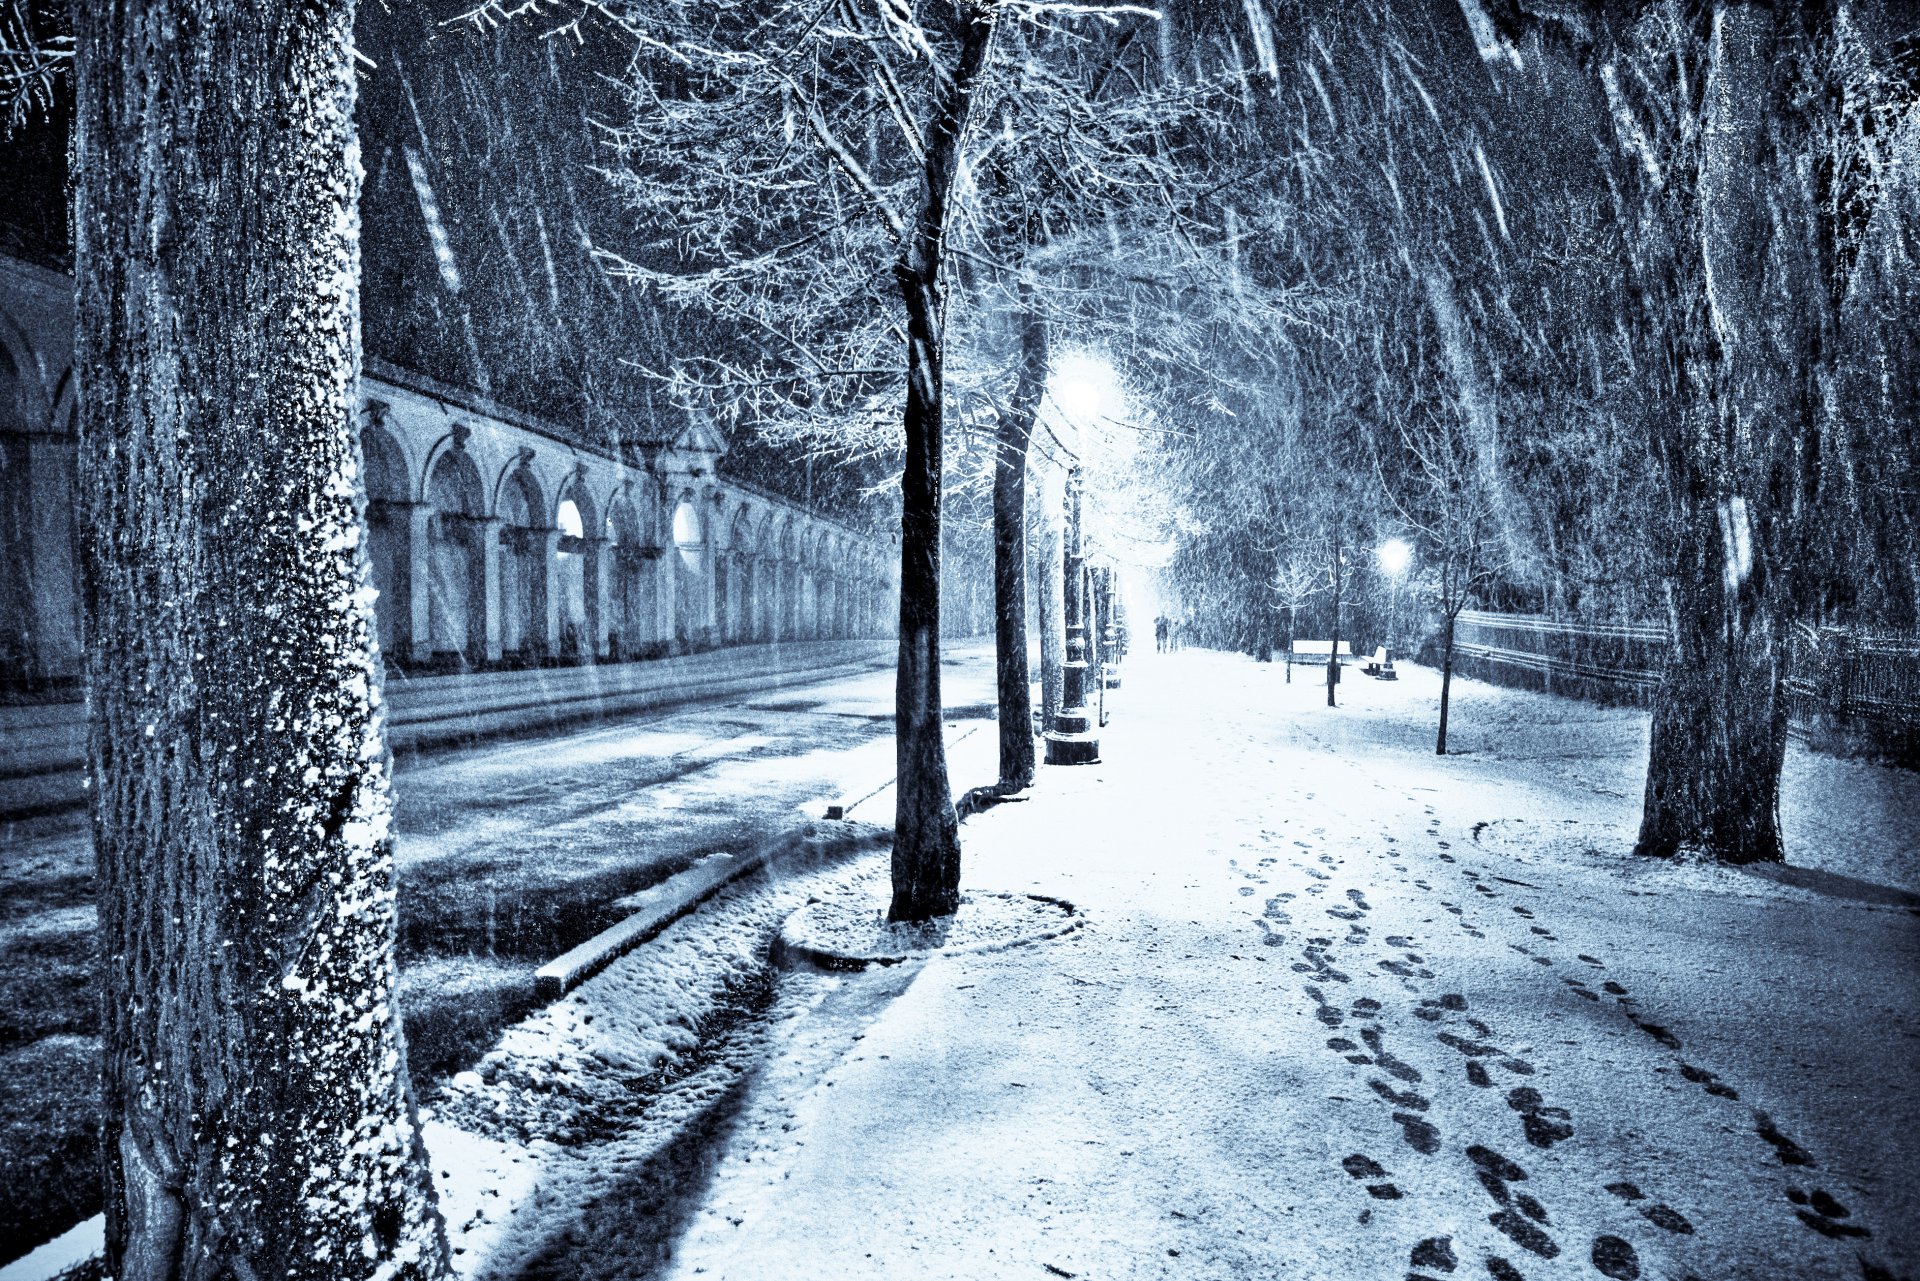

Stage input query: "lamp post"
[
  {"left": 1045, "top": 465, "right": 1100, "bottom": 764},
  {"left": 1097, "top": 564, "right": 1122, "bottom": 692},
  {"left": 1378, "top": 537, "right": 1412, "bottom": 679}
]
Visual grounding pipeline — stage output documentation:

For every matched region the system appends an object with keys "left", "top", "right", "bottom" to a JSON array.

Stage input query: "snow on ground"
[
  {"left": 6, "top": 647, "right": 1912, "bottom": 1278},
  {"left": 473, "top": 649, "right": 1916, "bottom": 1281},
  {"left": 0, "top": 645, "right": 1002, "bottom": 1270},
  {"left": 780, "top": 876, "right": 1082, "bottom": 967},
  {"left": 426, "top": 711, "right": 1008, "bottom": 1280}
]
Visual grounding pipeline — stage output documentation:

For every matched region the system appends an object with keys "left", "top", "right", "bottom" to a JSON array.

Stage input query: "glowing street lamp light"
[{"left": 1378, "top": 538, "right": 1412, "bottom": 680}]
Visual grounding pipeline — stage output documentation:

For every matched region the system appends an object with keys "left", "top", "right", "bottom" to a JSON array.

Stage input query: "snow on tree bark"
[
  {"left": 890, "top": 5, "right": 1001, "bottom": 922},
  {"left": 70, "top": 2, "right": 451, "bottom": 1276},
  {"left": 992, "top": 290, "right": 1046, "bottom": 792},
  {"left": 1637, "top": 3, "right": 1790, "bottom": 863}
]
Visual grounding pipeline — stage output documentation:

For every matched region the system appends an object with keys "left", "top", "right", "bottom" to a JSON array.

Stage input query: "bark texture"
[
  {"left": 992, "top": 295, "right": 1046, "bottom": 790},
  {"left": 1326, "top": 530, "right": 1343, "bottom": 708},
  {"left": 890, "top": 7, "right": 999, "bottom": 921},
  {"left": 1036, "top": 484, "right": 1065, "bottom": 724},
  {"left": 71, "top": 2, "right": 451, "bottom": 1276},
  {"left": 1635, "top": 2, "right": 1790, "bottom": 863}
]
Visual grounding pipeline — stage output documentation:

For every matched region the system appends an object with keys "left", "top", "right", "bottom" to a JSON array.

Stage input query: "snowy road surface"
[
  {"left": 0, "top": 644, "right": 1002, "bottom": 1270},
  {"left": 388, "top": 641, "right": 999, "bottom": 1077},
  {"left": 439, "top": 649, "right": 1918, "bottom": 1281}
]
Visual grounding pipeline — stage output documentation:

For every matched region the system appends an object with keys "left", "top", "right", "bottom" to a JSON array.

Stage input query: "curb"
[
  {"left": 531, "top": 819, "right": 888, "bottom": 1000},
  {"left": 774, "top": 892, "right": 1083, "bottom": 973},
  {"left": 530, "top": 708, "right": 1003, "bottom": 997}
]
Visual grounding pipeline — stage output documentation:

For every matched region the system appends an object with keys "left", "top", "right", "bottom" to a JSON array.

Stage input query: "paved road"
[
  {"left": 0, "top": 642, "right": 1000, "bottom": 1269},
  {"left": 390, "top": 643, "right": 999, "bottom": 1076}
]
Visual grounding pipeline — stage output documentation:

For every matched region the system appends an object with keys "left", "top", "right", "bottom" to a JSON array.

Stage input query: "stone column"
[
  {"left": 656, "top": 539, "right": 677, "bottom": 650},
  {"left": 700, "top": 512, "right": 719, "bottom": 643},
  {"left": 588, "top": 536, "right": 611, "bottom": 658},
  {"left": 24, "top": 431, "right": 82, "bottom": 678},
  {"left": 537, "top": 526, "right": 561, "bottom": 656},
  {"left": 480, "top": 515, "right": 504, "bottom": 663},
  {"left": 764, "top": 556, "right": 779, "bottom": 641},
  {"left": 406, "top": 502, "right": 434, "bottom": 664}
]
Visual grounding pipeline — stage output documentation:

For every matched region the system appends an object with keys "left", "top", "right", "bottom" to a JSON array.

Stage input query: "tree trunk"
[
  {"left": 1036, "top": 487, "right": 1064, "bottom": 725},
  {"left": 1636, "top": 559, "right": 1788, "bottom": 860},
  {"left": 889, "top": 7, "right": 998, "bottom": 922},
  {"left": 1438, "top": 611, "right": 1456, "bottom": 755},
  {"left": 1635, "top": 2, "right": 1790, "bottom": 864},
  {"left": 71, "top": 3, "right": 450, "bottom": 1277},
  {"left": 1327, "top": 531, "right": 1342, "bottom": 708},
  {"left": 1285, "top": 604, "right": 1294, "bottom": 682},
  {"left": 992, "top": 292, "right": 1045, "bottom": 790}
]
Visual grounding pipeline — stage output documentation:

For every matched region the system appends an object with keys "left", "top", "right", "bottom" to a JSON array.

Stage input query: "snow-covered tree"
[
  {"left": 593, "top": 0, "right": 1015, "bottom": 919},
  {"left": 70, "top": 2, "right": 450, "bottom": 1275},
  {"left": 1472, "top": 0, "right": 1920, "bottom": 861}
]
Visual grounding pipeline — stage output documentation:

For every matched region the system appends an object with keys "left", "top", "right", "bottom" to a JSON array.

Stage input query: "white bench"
[
  {"left": 1287, "top": 639, "right": 1354, "bottom": 667},
  {"left": 1363, "top": 646, "right": 1398, "bottom": 679}
]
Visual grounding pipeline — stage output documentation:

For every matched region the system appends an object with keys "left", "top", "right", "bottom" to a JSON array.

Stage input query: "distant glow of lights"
[
  {"left": 1047, "top": 351, "right": 1128, "bottom": 442},
  {"left": 1378, "top": 538, "right": 1412, "bottom": 577}
]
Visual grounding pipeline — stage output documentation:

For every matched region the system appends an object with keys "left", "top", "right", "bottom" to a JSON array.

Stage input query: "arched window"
[
  {"left": 424, "top": 448, "right": 486, "bottom": 662},
  {"left": 672, "top": 495, "right": 707, "bottom": 644},
  {"left": 603, "top": 496, "right": 652, "bottom": 659},
  {"left": 554, "top": 491, "right": 594, "bottom": 658},
  {"left": 497, "top": 466, "right": 544, "bottom": 659},
  {"left": 360, "top": 422, "right": 412, "bottom": 662}
]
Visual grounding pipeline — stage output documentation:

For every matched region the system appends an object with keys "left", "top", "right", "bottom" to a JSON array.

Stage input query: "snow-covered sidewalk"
[{"left": 553, "top": 649, "right": 1919, "bottom": 1281}]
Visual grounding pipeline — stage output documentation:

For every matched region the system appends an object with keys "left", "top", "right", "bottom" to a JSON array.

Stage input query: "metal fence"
[
  {"left": 1785, "top": 626, "right": 1920, "bottom": 734},
  {"left": 1449, "top": 610, "right": 1665, "bottom": 705},
  {"left": 1449, "top": 611, "right": 1920, "bottom": 752}
]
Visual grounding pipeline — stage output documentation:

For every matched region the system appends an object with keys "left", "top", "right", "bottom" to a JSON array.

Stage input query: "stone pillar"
[
  {"left": 701, "top": 521, "right": 719, "bottom": 642},
  {"left": 406, "top": 503, "right": 434, "bottom": 664},
  {"left": 730, "top": 553, "right": 746, "bottom": 643},
  {"left": 655, "top": 539, "right": 677, "bottom": 649},
  {"left": 24, "top": 432, "right": 81, "bottom": 678},
  {"left": 480, "top": 515, "right": 504, "bottom": 663},
  {"left": 765, "top": 559, "right": 778, "bottom": 641},
  {"left": 537, "top": 526, "right": 562, "bottom": 656},
  {"left": 588, "top": 536, "right": 611, "bottom": 658},
  {"left": 738, "top": 556, "right": 754, "bottom": 642}
]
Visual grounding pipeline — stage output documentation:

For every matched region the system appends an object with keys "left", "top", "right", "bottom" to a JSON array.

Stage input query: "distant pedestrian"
[{"left": 1155, "top": 615, "right": 1169, "bottom": 653}]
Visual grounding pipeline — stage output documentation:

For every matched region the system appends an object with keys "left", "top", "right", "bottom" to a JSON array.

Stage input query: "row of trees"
[
  {"left": 12, "top": 0, "right": 1915, "bottom": 1274},
  {"left": 29, "top": 1, "right": 1236, "bottom": 1273},
  {"left": 1155, "top": 0, "right": 1917, "bottom": 861}
]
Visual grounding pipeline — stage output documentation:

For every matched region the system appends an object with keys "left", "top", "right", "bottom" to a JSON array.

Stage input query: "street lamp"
[
  {"left": 1045, "top": 465, "right": 1100, "bottom": 765},
  {"left": 1378, "top": 538, "right": 1412, "bottom": 679}
]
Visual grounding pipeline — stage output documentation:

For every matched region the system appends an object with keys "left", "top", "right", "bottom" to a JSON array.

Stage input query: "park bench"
[{"left": 1287, "top": 639, "right": 1353, "bottom": 667}]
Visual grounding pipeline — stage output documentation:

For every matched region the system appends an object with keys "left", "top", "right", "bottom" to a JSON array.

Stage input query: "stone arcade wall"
[
  {"left": 354, "top": 357, "right": 893, "bottom": 673},
  {"left": 0, "top": 253, "right": 900, "bottom": 811}
]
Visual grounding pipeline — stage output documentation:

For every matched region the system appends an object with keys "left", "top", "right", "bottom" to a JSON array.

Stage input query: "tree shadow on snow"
[{"left": 1733, "top": 861, "right": 1920, "bottom": 910}]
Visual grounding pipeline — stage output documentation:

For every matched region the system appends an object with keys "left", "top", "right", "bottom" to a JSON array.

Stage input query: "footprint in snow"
[
  {"left": 1340, "top": 1152, "right": 1402, "bottom": 1200},
  {"left": 1786, "top": 1187, "right": 1871, "bottom": 1239},
  {"left": 1603, "top": 1181, "right": 1694, "bottom": 1235}
]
